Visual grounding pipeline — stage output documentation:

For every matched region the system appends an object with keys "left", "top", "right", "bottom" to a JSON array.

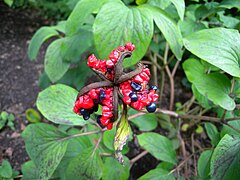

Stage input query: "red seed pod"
[
  {"left": 73, "top": 42, "right": 159, "bottom": 131},
  {"left": 125, "top": 42, "right": 135, "bottom": 51},
  {"left": 107, "top": 122, "right": 113, "bottom": 130}
]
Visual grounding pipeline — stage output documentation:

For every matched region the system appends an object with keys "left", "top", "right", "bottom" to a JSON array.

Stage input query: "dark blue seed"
[
  {"left": 99, "top": 89, "right": 106, "bottom": 101},
  {"left": 107, "top": 67, "right": 113, "bottom": 73},
  {"left": 80, "top": 108, "right": 89, "bottom": 116},
  {"left": 150, "top": 85, "right": 158, "bottom": 91},
  {"left": 96, "top": 115, "right": 104, "bottom": 128},
  {"left": 93, "top": 104, "right": 99, "bottom": 112},
  {"left": 83, "top": 114, "right": 90, "bottom": 120},
  {"left": 129, "top": 92, "right": 138, "bottom": 102},
  {"left": 146, "top": 103, "right": 157, "bottom": 113},
  {"left": 131, "top": 82, "right": 142, "bottom": 91}
]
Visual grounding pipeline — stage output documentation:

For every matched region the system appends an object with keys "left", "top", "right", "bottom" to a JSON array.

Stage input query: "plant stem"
[
  {"left": 91, "top": 133, "right": 103, "bottom": 157},
  {"left": 163, "top": 43, "right": 174, "bottom": 111},
  {"left": 171, "top": 60, "right": 180, "bottom": 78},
  {"left": 130, "top": 150, "right": 148, "bottom": 166},
  {"left": 59, "top": 130, "right": 101, "bottom": 141}
]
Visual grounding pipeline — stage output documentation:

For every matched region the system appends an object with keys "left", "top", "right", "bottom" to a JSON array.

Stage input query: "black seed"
[
  {"left": 89, "top": 108, "right": 94, "bottom": 114},
  {"left": 99, "top": 89, "right": 106, "bottom": 101},
  {"left": 150, "top": 85, "right": 158, "bottom": 91},
  {"left": 83, "top": 114, "right": 90, "bottom": 120},
  {"left": 146, "top": 103, "right": 157, "bottom": 113},
  {"left": 131, "top": 82, "right": 142, "bottom": 91},
  {"left": 107, "top": 67, "right": 113, "bottom": 73},
  {"left": 80, "top": 108, "right": 89, "bottom": 116},
  {"left": 129, "top": 92, "right": 138, "bottom": 102},
  {"left": 93, "top": 103, "right": 99, "bottom": 112},
  {"left": 96, "top": 115, "right": 104, "bottom": 128}
]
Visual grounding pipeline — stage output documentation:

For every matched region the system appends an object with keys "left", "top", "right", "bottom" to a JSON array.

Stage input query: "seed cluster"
[{"left": 73, "top": 42, "right": 159, "bottom": 130}]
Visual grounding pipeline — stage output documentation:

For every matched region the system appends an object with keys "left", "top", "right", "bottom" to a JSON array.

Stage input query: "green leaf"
[
  {"left": 219, "top": 0, "right": 240, "bottom": 9},
  {"left": 36, "top": 84, "right": 86, "bottom": 126},
  {"left": 45, "top": 39, "right": 70, "bottom": 82},
  {"left": 137, "top": 132, "right": 177, "bottom": 164},
  {"left": 130, "top": 113, "right": 158, "bottom": 131},
  {"left": 147, "top": 0, "right": 171, "bottom": 9},
  {"left": 102, "top": 156, "right": 130, "bottom": 180},
  {"left": 221, "top": 120, "right": 240, "bottom": 137},
  {"left": 1, "top": 111, "right": 8, "bottom": 121},
  {"left": 25, "top": 108, "right": 41, "bottom": 123},
  {"left": 61, "top": 29, "right": 93, "bottom": 62},
  {"left": 103, "top": 126, "right": 115, "bottom": 151},
  {"left": 4, "top": 0, "right": 13, "bottom": 7},
  {"left": 66, "top": 147, "right": 103, "bottom": 180},
  {"left": 232, "top": 79, "right": 240, "bottom": 99},
  {"left": 66, "top": 0, "right": 112, "bottom": 35},
  {"left": 210, "top": 134, "right": 240, "bottom": 179},
  {"left": 183, "top": 58, "right": 235, "bottom": 110},
  {"left": 169, "top": 0, "right": 185, "bottom": 20},
  {"left": 114, "top": 105, "right": 130, "bottom": 163},
  {"left": 0, "top": 160, "right": 12, "bottom": 178},
  {"left": 7, "top": 114, "right": 15, "bottom": 122},
  {"left": 178, "top": 19, "right": 206, "bottom": 37},
  {"left": 217, "top": 11, "right": 240, "bottom": 29},
  {"left": 22, "top": 161, "right": 38, "bottom": 180},
  {"left": 22, "top": 123, "right": 69, "bottom": 180},
  {"left": 145, "top": 5, "right": 183, "bottom": 60},
  {"left": 184, "top": 28, "right": 240, "bottom": 78},
  {"left": 197, "top": 150, "right": 212, "bottom": 179},
  {"left": 204, "top": 123, "right": 220, "bottom": 146},
  {"left": 192, "top": 85, "right": 212, "bottom": 109},
  {"left": 139, "top": 167, "right": 175, "bottom": 180},
  {"left": 28, "top": 27, "right": 59, "bottom": 61},
  {"left": 136, "top": 0, "right": 147, "bottom": 5},
  {"left": 93, "top": 1, "right": 153, "bottom": 67}
]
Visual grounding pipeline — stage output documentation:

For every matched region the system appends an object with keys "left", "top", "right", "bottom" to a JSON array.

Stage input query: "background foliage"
[{"left": 2, "top": 0, "right": 240, "bottom": 179}]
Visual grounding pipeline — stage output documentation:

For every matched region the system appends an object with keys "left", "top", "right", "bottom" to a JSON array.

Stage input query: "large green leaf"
[
  {"left": 22, "top": 161, "right": 38, "bottom": 180},
  {"left": 178, "top": 19, "right": 206, "bottom": 37},
  {"left": 139, "top": 167, "right": 175, "bottom": 180},
  {"left": 147, "top": 0, "right": 171, "bottom": 9},
  {"left": 183, "top": 58, "right": 235, "bottom": 110},
  {"left": 210, "top": 134, "right": 240, "bottom": 180},
  {"left": 137, "top": 132, "right": 177, "bottom": 164},
  {"left": 61, "top": 29, "right": 93, "bottom": 62},
  {"left": 197, "top": 150, "right": 212, "bottom": 179},
  {"left": 102, "top": 156, "right": 130, "bottom": 180},
  {"left": 170, "top": 0, "right": 185, "bottom": 20},
  {"left": 93, "top": 1, "right": 153, "bottom": 67},
  {"left": 22, "top": 123, "right": 69, "bottom": 180},
  {"left": 130, "top": 113, "right": 158, "bottom": 131},
  {"left": 221, "top": 120, "right": 240, "bottom": 137},
  {"left": 45, "top": 39, "right": 70, "bottom": 82},
  {"left": 192, "top": 85, "right": 212, "bottom": 109},
  {"left": 145, "top": 5, "right": 183, "bottom": 60},
  {"left": 28, "top": 27, "right": 59, "bottom": 61},
  {"left": 66, "top": 147, "right": 103, "bottom": 180},
  {"left": 219, "top": 0, "right": 240, "bottom": 9},
  {"left": 36, "top": 84, "right": 86, "bottom": 125},
  {"left": 147, "top": 0, "right": 185, "bottom": 20},
  {"left": 66, "top": 0, "right": 113, "bottom": 35},
  {"left": 184, "top": 28, "right": 240, "bottom": 78}
]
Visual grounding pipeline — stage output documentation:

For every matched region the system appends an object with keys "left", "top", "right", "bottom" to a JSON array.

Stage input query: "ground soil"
[{"left": 0, "top": 2, "right": 50, "bottom": 171}]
